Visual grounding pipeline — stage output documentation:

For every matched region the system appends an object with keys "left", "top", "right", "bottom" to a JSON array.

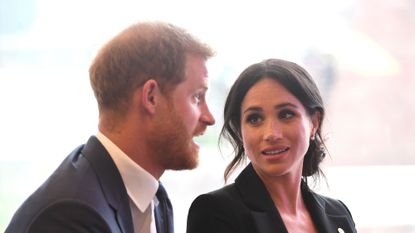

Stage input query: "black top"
[{"left": 187, "top": 163, "right": 357, "bottom": 233}]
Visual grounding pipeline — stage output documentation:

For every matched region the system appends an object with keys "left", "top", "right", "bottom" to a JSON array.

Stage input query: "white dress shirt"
[{"left": 96, "top": 131, "right": 159, "bottom": 233}]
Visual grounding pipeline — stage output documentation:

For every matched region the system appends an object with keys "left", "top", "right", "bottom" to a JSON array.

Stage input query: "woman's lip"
[
  {"left": 261, "top": 149, "right": 289, "bottom": 161},
  {"left": 261, "top": 147, "right": 289, "bottom": 155}
]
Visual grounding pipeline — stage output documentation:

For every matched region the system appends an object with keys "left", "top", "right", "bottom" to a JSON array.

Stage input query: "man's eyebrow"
[{"left": 196, "top": 85, "right": 208, "bottom": 92}]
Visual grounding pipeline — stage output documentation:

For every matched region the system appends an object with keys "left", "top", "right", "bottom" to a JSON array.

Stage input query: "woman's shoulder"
[
  {"left": 191, "top": 183, "right": 241, "bottom": 206},
  {"left": 189, "top": 182, "right": 254, "bottom": 217},
  {"left": 187, "top": 183, "right": 256, "bottom": 233}
]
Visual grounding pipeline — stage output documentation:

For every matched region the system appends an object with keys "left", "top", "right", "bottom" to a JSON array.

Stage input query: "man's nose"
[{"left": 200, "top": 104, "right": 215, "bottom": 126}]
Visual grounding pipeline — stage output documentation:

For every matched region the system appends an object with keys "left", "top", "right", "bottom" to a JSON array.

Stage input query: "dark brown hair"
[{"left": 221, "top": 59, "right": 327, "bottom": 182}]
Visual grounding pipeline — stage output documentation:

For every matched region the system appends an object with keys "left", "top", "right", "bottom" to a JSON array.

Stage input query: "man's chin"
[
  {"left": 169, "top": 164, "right": 198, "bottom": 171},
  {"left": 169, "top": 152, "right": 199, "bottom": 171}
]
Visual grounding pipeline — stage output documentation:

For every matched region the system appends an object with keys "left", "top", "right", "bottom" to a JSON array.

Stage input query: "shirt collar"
[{"left": 96, "top": 131, "right": 158, "bottom": 212}]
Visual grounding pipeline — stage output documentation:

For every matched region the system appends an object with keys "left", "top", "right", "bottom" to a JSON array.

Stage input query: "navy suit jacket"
[
  {"left": 6, "top": 136, "right": 134, "bottom": 233},
  {"left": 187, "top": 164, "right": 357, "bottom": 233}
]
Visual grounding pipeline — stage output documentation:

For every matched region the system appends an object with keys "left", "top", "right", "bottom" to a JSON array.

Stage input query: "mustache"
[{"left": 193, "top": 125, "right": 208, "bottom": 136}]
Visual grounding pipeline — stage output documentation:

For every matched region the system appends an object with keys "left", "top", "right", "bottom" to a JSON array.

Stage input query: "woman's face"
[{"left": 240, "top": 78, "right": 319, "bottom": 180}]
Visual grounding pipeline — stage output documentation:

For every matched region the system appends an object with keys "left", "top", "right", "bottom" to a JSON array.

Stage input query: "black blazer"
[
  {"left": 187, "top": 164, "right": 357, "bottom": 233},
  {"left": 5, "top": 136, "right": 134, "bottom": 233}
]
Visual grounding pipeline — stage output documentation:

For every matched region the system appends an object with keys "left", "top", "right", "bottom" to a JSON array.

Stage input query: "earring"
[{"left": 310, "top": 135, "right": 315, "bottom": 141}]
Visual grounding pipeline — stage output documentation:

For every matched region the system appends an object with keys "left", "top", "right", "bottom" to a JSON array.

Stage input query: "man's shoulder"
[
  {"left": 6, "top": 199, "right": 113, "bottom": 233},
  {"left": 5, "top": 141, "right": 113, "bottom": 233}
]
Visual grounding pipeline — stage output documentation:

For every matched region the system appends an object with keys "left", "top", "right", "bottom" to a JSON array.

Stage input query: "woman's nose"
[{"left": 263, "top": 121, "right": 282, "bottom": 142}]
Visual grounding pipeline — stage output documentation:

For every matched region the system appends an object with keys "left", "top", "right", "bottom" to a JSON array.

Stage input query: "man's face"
[{"left": 150, "top": 55, "right": 215, "bottom": 171}]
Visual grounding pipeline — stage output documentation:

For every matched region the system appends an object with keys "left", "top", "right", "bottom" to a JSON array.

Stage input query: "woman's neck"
[
  {"left": 255, "top": 168, "right": 318, "bottom": 233},
  {"left": 258, "top": 171, "right": 305, "bottom": 216}
]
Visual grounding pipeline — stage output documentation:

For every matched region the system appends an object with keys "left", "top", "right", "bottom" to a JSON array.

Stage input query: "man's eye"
[{"left": 194, "top": 94, "right": 201, "bottom": 104}]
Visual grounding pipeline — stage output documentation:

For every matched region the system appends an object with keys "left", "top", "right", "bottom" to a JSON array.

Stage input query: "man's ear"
[{"left": 141, "top": 79, "right": 160, "bottom": 115}]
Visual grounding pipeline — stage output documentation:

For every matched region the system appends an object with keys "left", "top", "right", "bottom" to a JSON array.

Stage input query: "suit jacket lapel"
[
  {"left": 302, "top": 183, "right": 331, "bottom": 233},
  {"left": 81, "top": 136, "right": 134, "bottom": 233},
  {"left": 302, "top": 182, "right": 355, "bottom": 233},
  {"left": 235, "top": 164, "right": 288, "bottom": 233},
  {"left": 235, "top": 164, "right": 354, "bottom": 233}
]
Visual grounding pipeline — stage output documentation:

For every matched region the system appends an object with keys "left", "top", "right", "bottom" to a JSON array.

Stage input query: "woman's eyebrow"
[
  {"left": 242, "top": 106, "right": 262, "bottom": 114},
  {"left": 243, "top": 102, "right": 298, "bottom": 114},
  {"left": 274, "top": 102, "right": 298, "bottom": 109}
]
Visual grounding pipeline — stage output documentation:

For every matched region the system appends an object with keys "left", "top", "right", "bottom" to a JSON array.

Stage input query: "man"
[{"left": 5, "top": 21, "right": 215, "bottom": 233}]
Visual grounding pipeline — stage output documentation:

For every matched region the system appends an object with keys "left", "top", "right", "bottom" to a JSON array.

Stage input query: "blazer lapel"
[
  {"left": 302, "top": 186, "right": 330, "bottom": 233},
  {"left": 81, "top": 136, "right": 134, "bottom": 233},
  {"left": 234, "top": 164, "right": 355, "bottom": 233},
  {"left": 302, "top": 183, "right": 355, "bottom": 233},
  {"left": 235, "top": 164, "right": 288, "bottom": 233}
]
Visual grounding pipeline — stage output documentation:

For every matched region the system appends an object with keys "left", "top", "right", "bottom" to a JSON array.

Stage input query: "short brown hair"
[{"left": 89, "top": 21, "right": 214, "bottom": 116}]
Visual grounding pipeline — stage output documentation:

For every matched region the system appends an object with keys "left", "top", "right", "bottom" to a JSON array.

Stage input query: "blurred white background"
[{"left": 1, "top": 0, "right": 414, "bottom": 232}]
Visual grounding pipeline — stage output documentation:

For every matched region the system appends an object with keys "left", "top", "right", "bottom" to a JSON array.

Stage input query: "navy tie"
[{"left": 154, "top": 182, "right": 174, "bottom": 233}]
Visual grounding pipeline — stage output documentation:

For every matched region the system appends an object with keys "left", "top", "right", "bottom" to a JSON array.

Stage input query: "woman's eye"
[
  {"left": 279, "top": 110, "right": 295, "bottom": 119},
  {"left": 246, "top": 114, "right": 262, "bottom": 125}
]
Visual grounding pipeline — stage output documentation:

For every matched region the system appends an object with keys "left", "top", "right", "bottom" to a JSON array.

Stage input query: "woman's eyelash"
[
  {"left": 246, "top": 114, "right": 262, "bottom": 124},
  {"left": 244, "top": 109, "right": 296, "bottom": 125},
  {"left": 279, "top": 110, "right": 295, "bottom": 119}
]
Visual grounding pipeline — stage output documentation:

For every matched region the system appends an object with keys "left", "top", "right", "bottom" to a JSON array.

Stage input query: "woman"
[{"left": 187, "top": 59, "right": 356, "bottom": 233}]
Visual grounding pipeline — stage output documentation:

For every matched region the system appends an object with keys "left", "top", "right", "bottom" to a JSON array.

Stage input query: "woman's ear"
[
  {"left": 310, "top": 111, "right": 322, "bottom": 138},
  {"left": 141, "top": 79, "right": 160, "bottom": 115}
]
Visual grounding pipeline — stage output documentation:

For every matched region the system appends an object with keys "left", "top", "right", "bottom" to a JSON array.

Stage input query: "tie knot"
[{"left": 156, "top": 182, "right": 167, "bottom": 200}]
